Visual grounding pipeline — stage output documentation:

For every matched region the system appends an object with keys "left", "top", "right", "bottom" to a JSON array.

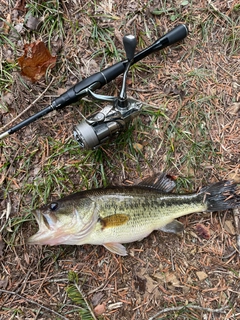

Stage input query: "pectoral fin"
[
  {"left": 103, "top": 242, "right": 128, "bottom": 256},
  {"left": 159, "top": 220, "right": 184, "bottom": 234}
]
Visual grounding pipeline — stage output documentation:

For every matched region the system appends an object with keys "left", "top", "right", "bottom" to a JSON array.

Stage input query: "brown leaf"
[
  {"left": 94, "top": 302, "right": 106, "bottom": 316},
  {"left": 18, "top": 40, "right": 56, "bottom": 82},
  {"left": 195, "top": 223, "right": 210, "bottom": 240},
  {"left": 224, "top": 220, "right": 235, "bottom": 235},
  {"left": 91, "top": 292, "right": 105, "bottom": 306},
  {"left": 196, "top": 271, "right": 208, "bottom": 281},
  {"left": 0, "top": 277, "right": 8, "bottom": 289},
  {"left": 134, "top": 274, "right": 147, "bottom": 294}
]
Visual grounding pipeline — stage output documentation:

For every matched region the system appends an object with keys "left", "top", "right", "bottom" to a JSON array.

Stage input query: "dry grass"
[{"left": 0, "top": 0, "right": 240, "bottom": 319}]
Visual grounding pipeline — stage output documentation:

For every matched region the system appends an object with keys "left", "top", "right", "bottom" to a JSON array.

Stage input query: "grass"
[
  {"left": 0, "top": 0, "right": 239, "bottom": 319},
  {"left": 0, "top": 34, "right": 17, "bottom": 95},
  {"left": 25, "top": 0, "right": 65, "bottom": 41}
]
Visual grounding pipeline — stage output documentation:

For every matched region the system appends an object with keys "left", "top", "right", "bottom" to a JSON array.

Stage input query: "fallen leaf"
[
  {"left": 91, "top": 292, "right": 104, "bottom": 306},
  {"left": 0, "top": 277, "right": 8, "bottom": 289},
  {"left": 80, "top": 58, "right": 99, "bottom": 78},
  {"left": 134, "top": 274, "right": 146, "bottom": 294},
  {"left": 18, "top": 40, "right": 56, "bottom": 82},
  {"left": 228, "top": 102, "right": 240, "bottom": 115},
  {"left": 0, "top": 92, "right": 15, "bottom": 106},
  {"left": 94, "top": 302, "right": 106, "bottom": 316},
  {"left": 195, "top": 223, "right": 210, "bottom": 240},
  {"left": 165, "top": 272, "right": 180, "bottom": 287},
  {"left": 224, "top": 220, "right": 235, "bottom": 235},
  {"left": 25, "top": 15, "right": 41, "bottom": 31},
  {"left": 3, "top": 14, "right": 11, "bottom": 33},
  {"left": 144, "top": 275, "right": 161, "bottom": 299},
  {"left": 196, "top": 271, "right": 208, "bottom": 281},
  {"left": 133, "top": 143, "right": 143, "bottom": 152}
]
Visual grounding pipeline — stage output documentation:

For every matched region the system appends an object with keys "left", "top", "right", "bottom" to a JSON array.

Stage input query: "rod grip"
[{"left": 166, "top": 24, "right": 188, "bottom": 45}]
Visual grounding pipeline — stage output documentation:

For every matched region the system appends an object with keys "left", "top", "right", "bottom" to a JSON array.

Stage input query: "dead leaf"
[
  {"left": 25, "top": 15, "right": 41, "bottom": 31},
  {"left": 94, "top": 302, "right": 106, "bottom": 316},
  {"left": 228, "top": 102, "right": 240, "bottom": 115},
  {"left": 0, "top": 277, "right": 8, "bottom": 289},
  {"left": 18, "top": 40, "right": 57, "bottom": 82},
  {"left": 196, "top": 271, "right": 208, "bottom": 281},
  {"left": 133, "top": 143, "right": 143, "bottom": 152},
  {"left": 0, "top": 92, "right": 15, "bottom": 106},
  {"left": 3, "top": 14, "right": 11, "bottom": 33},
  {"left": 80, "top": 58, "right": 99, "bottom": 78},
  {"left": 91, "top": 292, "right": 104, "bottom": 306},
  {"left": 134, "top": 274, "right": 146, "bottom": 294},
  {"left": 165, "top": 272, "right": 180, "bottom": 288},
  {"left": 144, "top": 275, "right": 160, "bottom": 299},
  {"left": 195, "top": 223, "right": 210, "bottom": 240},
  {"left": 224, "top": 220, "right": 235, "bottom": 235}
]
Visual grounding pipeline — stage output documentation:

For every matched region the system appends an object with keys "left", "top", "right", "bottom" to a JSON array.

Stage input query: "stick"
[
  {"left": 233, "top": 207, "right": 240, "bottom": 256},
  {"left": 0, "top": 288, "right": 68, "bottom": 320},
  {"left": 0, "top": 79, "right": 54, "bottom": 132},
  {"left": 149, "top": 304, "right": 228, "bottom": 320},
  {"left": 75, "top": 283, "right": 98, "bottom": 320}
]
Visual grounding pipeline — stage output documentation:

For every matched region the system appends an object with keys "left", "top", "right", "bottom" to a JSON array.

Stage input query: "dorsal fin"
[{"left": 137, "top": 172, "right": 176, "bottom": 193}]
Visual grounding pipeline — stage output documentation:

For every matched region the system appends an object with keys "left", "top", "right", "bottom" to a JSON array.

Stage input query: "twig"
[
  {"left": 0, "top": 78, "right": 54, "bottom": 132},
  {"left": 0, "top": 289, "right": 68, "bottom": 320},
  {"left": 0, "top": 199, "right": 11, "bottom": 233},
  {"left": 207, "top": 0, "right": 232, "bottom": 23},
  {"left": 75, "top": 283, "right": 98, "bottom": 320},
  {"left": 233, "top": 207, "right": 240, "bottom": 256},
  {"left": 149, "top": 304, "right": 228, "bottom": 320}
]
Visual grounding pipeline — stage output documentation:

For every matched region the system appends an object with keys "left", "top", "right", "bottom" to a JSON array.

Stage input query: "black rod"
[{"left": 0, "top": 24, "right": 188, "bottom": 139}]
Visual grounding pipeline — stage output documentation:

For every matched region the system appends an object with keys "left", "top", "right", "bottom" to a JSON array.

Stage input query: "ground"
[{"left": 0, "top": 0, "right": 240, "bottom": 319}]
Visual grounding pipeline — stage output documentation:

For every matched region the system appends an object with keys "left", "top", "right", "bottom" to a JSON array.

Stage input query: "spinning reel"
[
  {"left": 0, "top": 25, "right": 188, "bottom": 150},
  {"left": 74, "top": 34, "right": 141, "bottom": 149}
]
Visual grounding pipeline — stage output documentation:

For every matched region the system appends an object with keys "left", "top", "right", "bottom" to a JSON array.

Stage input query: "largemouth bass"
[{"left": 28, "top": 173, "right": 240, "bottom": 256}]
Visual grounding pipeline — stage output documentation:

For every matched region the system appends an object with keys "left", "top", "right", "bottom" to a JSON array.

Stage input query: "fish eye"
[{"left": 50, "top": 202, "right": 58, "bottom": 211}]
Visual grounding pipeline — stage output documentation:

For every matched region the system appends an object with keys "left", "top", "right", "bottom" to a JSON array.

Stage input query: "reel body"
[{"left": 74, "top": 99, "right": 142, "bottom": 149}]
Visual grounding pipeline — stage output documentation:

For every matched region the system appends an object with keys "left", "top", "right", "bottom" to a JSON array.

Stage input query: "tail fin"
[{"left": 201, "top": 180, "right": 240, "bottom": 212}]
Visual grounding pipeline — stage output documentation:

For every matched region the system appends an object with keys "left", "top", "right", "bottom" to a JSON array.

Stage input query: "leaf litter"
[
  {"left": 18, "top": 40, "right": 57, "bottom": 82},
  {"left": 0, "top": 0, "right": 240, "bottom": 319}
]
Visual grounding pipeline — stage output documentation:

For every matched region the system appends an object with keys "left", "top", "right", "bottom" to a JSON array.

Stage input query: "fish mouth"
[
  {"left": 28, "top": 210, "right": 59, "bottom": 245},
  {"left": 28, "top": 207, "right": 99, "bottom": 246}
]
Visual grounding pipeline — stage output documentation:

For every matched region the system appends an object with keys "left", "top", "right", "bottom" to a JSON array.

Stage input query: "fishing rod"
[{"left": 0, "top": 24, "right": 188, "bottom": 149}]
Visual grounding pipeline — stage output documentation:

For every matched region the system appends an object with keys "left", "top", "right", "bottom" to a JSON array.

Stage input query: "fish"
[{"left": 28, "top": 173, "right": 240, "bottom": 256}]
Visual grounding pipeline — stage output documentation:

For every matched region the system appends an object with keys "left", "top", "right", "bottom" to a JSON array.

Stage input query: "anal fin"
[
  {"left": 159, "top": 220, "right": 184, "bottom": 234},
  {"left": 103, "top": 242, "right": 128, "bottom": 256}
]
